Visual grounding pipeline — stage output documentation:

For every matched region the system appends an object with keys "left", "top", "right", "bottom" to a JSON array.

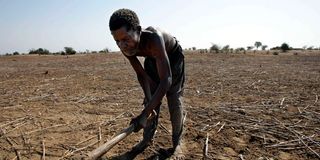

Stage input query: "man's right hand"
[
  {"left": 130, "top": 112, "right": 148, "bottom": 132},
  {"left": 130, "top": 109, "right": 157, "bottom": 132}
]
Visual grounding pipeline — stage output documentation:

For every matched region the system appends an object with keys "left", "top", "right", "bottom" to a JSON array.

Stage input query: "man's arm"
[
  {"left": 125, "top": 56, "right": 156, "bottom": 102},
  {"left": 142, "top": 34, "right": 172, "bottom": 116}
]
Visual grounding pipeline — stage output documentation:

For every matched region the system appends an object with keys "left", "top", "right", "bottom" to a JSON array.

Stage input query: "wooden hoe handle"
[{"left": 86, "top": 124, "right": 135, "bottom": 160}]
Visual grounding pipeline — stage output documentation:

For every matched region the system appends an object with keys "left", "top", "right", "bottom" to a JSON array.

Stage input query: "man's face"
[{"left": 111, "top": 26, "right": 140, "bottom": 56}]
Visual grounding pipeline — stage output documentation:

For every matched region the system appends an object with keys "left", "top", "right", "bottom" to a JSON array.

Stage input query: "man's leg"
[
  {"left": 167, "top": 93, "right": 184, "bottom": 148},
  {"left": 166, "top": 43, "right": 185, "bottom": 159},
  {"left": 130, "top": 104, "right": 160, "bottom": 153}
]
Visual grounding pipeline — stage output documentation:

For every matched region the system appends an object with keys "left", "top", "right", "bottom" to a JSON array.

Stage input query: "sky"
[{"left": 0, "top": 0, "right": 320, "bottom": 54}]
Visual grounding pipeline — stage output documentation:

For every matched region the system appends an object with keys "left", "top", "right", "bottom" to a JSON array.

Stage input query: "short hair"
[{"left": 109, "top": 8, "right": 140, "bottom": 31}]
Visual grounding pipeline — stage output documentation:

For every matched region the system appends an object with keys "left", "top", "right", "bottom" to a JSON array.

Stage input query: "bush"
[
  {"left": 307, "top": 46, "right": 314, "bottom": 50},
  {"left": 29, "top": 48, "right": 50, "bottom": 55},
  {"left": 210, "top": 43, "right": 220, "bottom": 53},
  {"left": 271, "top": 46, "right": 281, "bottom": 50},
  {"left": 99, "top": 48, "right": 110, "bottom": 54},
  {"left": 273, "top": 52, "right": 279, "bottom": 55},
  {"left": 64, "top": 47, "right": 76, "bottom": 55},
  {"left": 235, "top": 47, "right": 246, "bottom": 54},
  {"left": 222, "top": 45, "right": 230, "bottom": 53},
  {"left": 262, "top": 45, "right": 268, "bottom": 50},
  {"left": 13, "top": 51, "right": 19, "bottom": 55},
  {"left": 254, "top": 41, "right": 262, "bottom": 50},
  {"left": 199, "top": 49, "right": 208, "bottom": 53},
  {"left": 280, "top": 43, "right": 290, "bottom": 52}
]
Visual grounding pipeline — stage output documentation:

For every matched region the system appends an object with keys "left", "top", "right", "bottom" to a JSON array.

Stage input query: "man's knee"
[{"left": 167, "top": 93, "right": 182, "bottom": 107}]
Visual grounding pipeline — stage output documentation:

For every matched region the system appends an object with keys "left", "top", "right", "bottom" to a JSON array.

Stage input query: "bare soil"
[{"left": 0, "top": 51, "right": 319, "bottom": 160}]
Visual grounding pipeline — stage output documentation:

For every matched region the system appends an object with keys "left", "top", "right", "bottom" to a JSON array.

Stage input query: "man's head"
[
  {"left": 109, "top": 9, "right": 141, "bottom": 56},
  {"left": 109, "top": 8, "right": 140, "bottom": 31}
]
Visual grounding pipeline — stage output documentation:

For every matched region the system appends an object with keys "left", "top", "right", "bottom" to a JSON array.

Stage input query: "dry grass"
[{"left": 0, "top": 51, "right": 319, "bottom": 159}]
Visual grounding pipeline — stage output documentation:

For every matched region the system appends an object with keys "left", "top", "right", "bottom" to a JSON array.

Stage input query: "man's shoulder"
[
  {"left": 145, "top": 26, "right": 157, "bottom": 32},
  {"left": 144, "top": 26, "right": 167, "bottom": 39},
  {"left": 139, "top": 26, "right": 174, "bottom": 56},
  {"left": 140, "top": 28, "right": 162, "bottom": 46},
  {"left": 142, "top": 27, "right": 161, "bottom": 38}
]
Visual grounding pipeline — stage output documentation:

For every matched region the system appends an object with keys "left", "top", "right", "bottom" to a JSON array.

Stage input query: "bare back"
[{"left": 136, "top": 26, "right": 177, "bottom": 57}]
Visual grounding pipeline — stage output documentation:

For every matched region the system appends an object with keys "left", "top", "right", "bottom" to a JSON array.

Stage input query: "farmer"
[{"left": 109, "top": 8, "right": 185, "bottom": 159}]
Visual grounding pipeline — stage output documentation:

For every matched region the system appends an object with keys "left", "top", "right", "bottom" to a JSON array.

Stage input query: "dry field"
[{"left": 0, "top": 51, "right": 319, "bottom": 160}]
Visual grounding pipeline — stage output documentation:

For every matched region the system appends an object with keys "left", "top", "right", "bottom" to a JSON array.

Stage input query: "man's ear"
[{"left": 136, "top": 26, "right": 142, "bottom": 32}]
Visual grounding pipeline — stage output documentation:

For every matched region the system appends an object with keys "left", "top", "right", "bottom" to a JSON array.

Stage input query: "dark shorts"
[{"left": 144, "top": 42, "right": 185, "bottom": 97}]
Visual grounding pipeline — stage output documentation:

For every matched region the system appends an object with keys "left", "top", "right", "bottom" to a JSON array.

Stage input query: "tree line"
[
  {"left": 188, "top": 42, "right": 320, "bottom": 54},
  {"left": 3, "top": 47, "right": 110, "bottom": 56},
  {"left": 3, "top": 42, "right": 320, "bottom": 56}
]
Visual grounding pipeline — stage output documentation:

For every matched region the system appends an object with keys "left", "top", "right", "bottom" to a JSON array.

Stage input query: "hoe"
[{"left": 86, "top": 111, "right": 156, "bottom": 160}]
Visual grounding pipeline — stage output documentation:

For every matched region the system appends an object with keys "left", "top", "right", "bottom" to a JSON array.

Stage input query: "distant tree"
[
  {"left": 261, "top": 45, "right": 268, "bottom": 50},
  {"left": 99, "top": 48, "right": 110, "bottom": 53},
  {"left": 307, "top": 46, "right": 314, "bottom": 50},
  {"left": 222, "top": 45, "right": 230, "bottom": 53},
  {"left": 29, "top": 49, "right": 35, "bottom": 54},
  {"left": 41, "top": 48, "right": 50, "bottom": 55},
  {"left": 235, "top": 48, "right": 245, "bottom": 54},
  {"left": 270, "top": 46, "right": 280, "bottom": 50},
  {"left": 38, "top": 48, "right": 44, "bottom": 54},
  {"left": 280, "top": 43, "right": 290, "bottom": 52},
  {"left": 52, "top": 52, "right": 60, "bottom": 55},
  {"left": 192, "top": 47, "right": 196, "bottom": 50},
  {"left": 247, "top": 46, "right": 253, "bottom": 51},
  {"left": 29, "top": 48, "right": 50, "bottom": 55},
  {"left": 229, "top": 48, "right": 234, "bottom": 53},
  {"left": 199, "top": 49, "right": 207, "bottom": 53},
  {"left": 210, "top": 43, "right": 220, "bottom": 53},
  {"left": 38, "top": 48, "right": 49, "bottom": 55},
  {"left": 254, "top": 41, "right": 262, "bottom": 50},
  {"left": 13, "top": 51, "right": 19, "bottom": 55},
  {"left": 104, "top": 47, "right": 110, "bottom": 53},
  {"left": 302, "top": 45, "right": 307, "bottom": 50},
  {"left": 64, "top": 47, "right": 76, "bottom": 55},
  {"left": 239, "top": 47, "right": 246, "bottom": 54}
]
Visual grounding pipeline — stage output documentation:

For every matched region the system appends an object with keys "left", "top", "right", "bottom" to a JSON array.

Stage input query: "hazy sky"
[{"left": 1, "top": 0, "right": 320, "bottom": 54}]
